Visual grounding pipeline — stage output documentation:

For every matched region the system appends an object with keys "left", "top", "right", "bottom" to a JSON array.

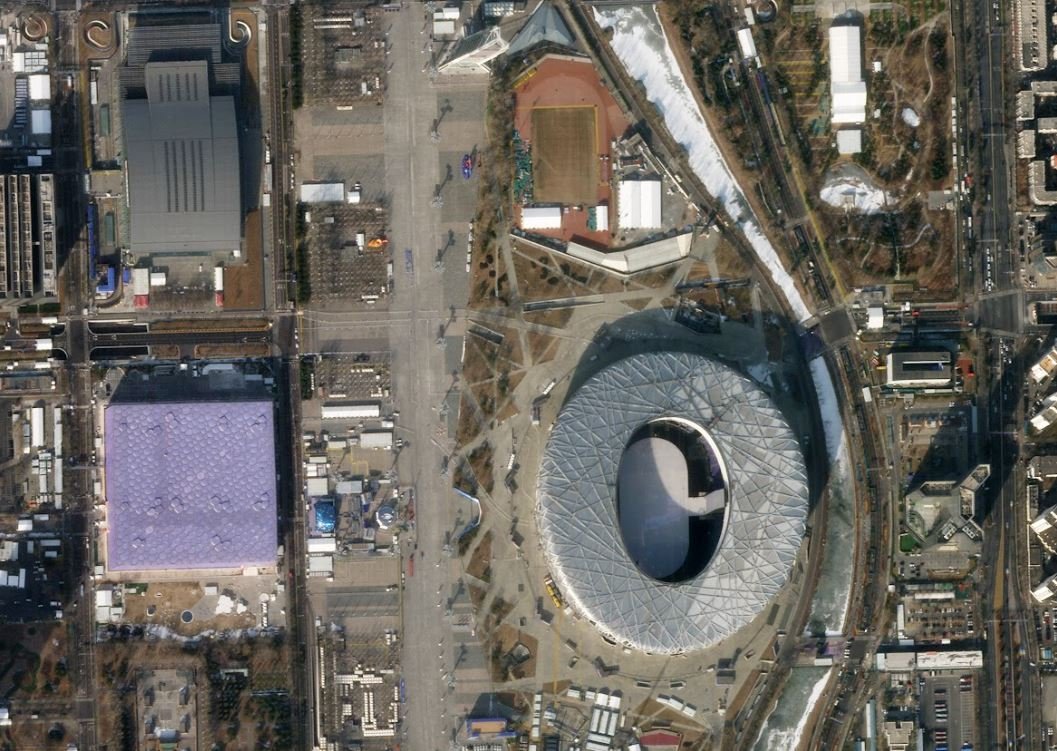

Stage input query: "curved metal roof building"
[{"left": 536, "top": 351, "right": 809, "bottom": 654}]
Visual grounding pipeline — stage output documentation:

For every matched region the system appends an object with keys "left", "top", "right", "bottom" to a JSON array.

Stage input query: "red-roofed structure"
[{"left": 639, "top": 729, "right": 682, "bottom": 750}]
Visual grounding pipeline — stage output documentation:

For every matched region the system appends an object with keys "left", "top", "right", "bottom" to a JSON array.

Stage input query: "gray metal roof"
[
  {"left": 123, "top": 60, "right": 241, "bottom": 255},
  {"left": 125, "top": 22, "right": 224, "bottom": 68},
  {"left": 505, "top": 0, "right": 577, "bottom": 57},
  {"left": 536, "top": 352, "right": 808, "bottom": 654}
]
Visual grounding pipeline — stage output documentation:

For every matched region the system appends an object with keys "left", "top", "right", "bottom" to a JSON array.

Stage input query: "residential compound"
[
  {"left": 0, "top": 172, "right": 56, "bottom": 297},
  {"left": 1015, "top": 0, "right": 1048, "bottom": 71}
]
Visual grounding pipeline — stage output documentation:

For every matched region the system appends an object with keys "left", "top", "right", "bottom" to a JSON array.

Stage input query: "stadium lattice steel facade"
[{"left": 536, "top": 352, "right": 809, "bottom": 653}]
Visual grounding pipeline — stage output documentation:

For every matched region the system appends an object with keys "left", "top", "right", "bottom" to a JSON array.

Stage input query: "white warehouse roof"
[
  {"left": 300, "top": 182, "right": 345, "bottom": 203},
  {"left": 836, "top": 128, "right": 862, "bottom": 155},
  {"left": 28, "top": 74, "right": 50, "bottom": 101},
  {"left": 736, "top": 28, "right": 757, "bottom": 60},
  {"left": 618, "top": 179, "right": 662, "bottom": 229},
  {"left": 30, "top": 108, "right": 51, "bottom": 135},
  {"left": 829, "top": 25, "right": 867, "bottom": 124},
  {"left": 521, "top": 205, "right": 563, "bottom": 230}
]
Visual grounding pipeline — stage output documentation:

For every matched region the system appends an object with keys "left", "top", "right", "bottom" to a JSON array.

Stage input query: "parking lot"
[
  {"left": 299, "top": 2, "right": 387, "bottom": 107},
  {"left": 313, "top": 352, "right": 392, "bottom": 401},
  {"left": 920, "top": 673, "right": 977, "bottom": 750},
  {"left": 303, "top": 204, "right": 390, "bottom": 307}
]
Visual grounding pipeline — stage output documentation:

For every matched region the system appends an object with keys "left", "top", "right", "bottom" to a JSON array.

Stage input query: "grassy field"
[{"left": 532, "top": 106, "right": 598, "bottom": 205}]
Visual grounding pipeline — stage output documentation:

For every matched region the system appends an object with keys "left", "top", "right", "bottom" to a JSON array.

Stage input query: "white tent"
[
  {"left": 300, "top": 182, "right": 345, "bottom": 203},
  {"left": 618, "top": 179, "right": 662, "bottom": 229},
  {"left": 829, "top": 26, "right": 867, "bottom": 124},
  {"left": 521, "top": 205, "right": 563, "bottom": 230}
]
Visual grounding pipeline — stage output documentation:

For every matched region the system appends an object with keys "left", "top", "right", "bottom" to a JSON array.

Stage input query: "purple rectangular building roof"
[{"left": 104, "top": 401, "right": 277, "bottom": 572}]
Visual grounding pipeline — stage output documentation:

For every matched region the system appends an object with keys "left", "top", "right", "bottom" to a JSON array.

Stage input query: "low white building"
[
  {"left": 299, "top": 182, "right": 346, "bottom": 203},
  {"left": 836, "top": 128, "right": 862, "bottom": 155},
  {"left": 521, "top": 205, "right": 563, "bottom": 230},
  {"left": 618, "top": 179, "right": 662, "bottom": 229},
  {"left": 28, "top": 73, "right": 50, "bottom": 101},
  {"left": 321, "top": 402, "right": 381, "bottom": 420},
  {"left": 829, "top": 25, "right": 867, "bottom": 124},
  {"left": 736, "top": 28, "right": 757, "bottom": 61}
]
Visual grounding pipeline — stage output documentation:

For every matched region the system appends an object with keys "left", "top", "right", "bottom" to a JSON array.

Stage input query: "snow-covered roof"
[
  {"left": 618, "top": 179, "right": 662, "bottom": 229},
  {"left": 829, "top": 25, "right": 866, "bottom": 124},
  {"left": 537, "top": 352, "right": 808, "bottom": 653}
]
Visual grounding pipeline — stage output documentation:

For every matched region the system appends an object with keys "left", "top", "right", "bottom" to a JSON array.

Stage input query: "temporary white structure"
[
  {"left": 829, "top": 25, "right": 867, "bottom": 124},
  {"left": 618, "top": 180, "right": 662, "bottom": 229},
  {"left": 521, "top": 205, "right": 563, "bottom": 230}
]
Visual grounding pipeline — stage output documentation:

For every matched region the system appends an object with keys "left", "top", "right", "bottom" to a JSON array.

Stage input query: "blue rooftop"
[{"left": 104, "top": 401, "right": 277, "bottom": 572}]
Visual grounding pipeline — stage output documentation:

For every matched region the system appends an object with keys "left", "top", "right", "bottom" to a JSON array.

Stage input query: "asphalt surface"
[{"left": 963, "top": 0, "right": 1041, "bottom": 743}]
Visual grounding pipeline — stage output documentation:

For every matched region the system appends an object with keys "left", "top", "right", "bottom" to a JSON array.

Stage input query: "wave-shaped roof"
[
  {"left": 536, "top": 352, "right": 808, "bottom": 653},
  {"left": 104, "top": 401, "right": 277, "bottom": 572}
]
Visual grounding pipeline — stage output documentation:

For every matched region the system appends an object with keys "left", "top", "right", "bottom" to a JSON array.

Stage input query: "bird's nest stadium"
[{"left": 536, "top": 351, "right": 809, "bottom": 654}]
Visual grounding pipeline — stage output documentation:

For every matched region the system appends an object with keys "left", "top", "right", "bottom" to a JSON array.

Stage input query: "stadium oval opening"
[{"left": 615, "top": 417, "right": 730, "bottom": 583}]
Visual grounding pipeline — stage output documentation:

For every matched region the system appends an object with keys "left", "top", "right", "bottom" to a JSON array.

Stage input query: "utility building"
[{"left": 885, "top": 350, "right": 953, "bottom": 388}]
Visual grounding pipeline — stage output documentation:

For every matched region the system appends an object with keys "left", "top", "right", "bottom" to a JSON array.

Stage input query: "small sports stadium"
[{"left": 513, "top": 53, "right": 629, "bottom": 246}]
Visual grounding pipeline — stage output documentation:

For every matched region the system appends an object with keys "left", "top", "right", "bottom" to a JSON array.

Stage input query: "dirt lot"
[
  {"left": 224, "top": 208, "right": 265, "bottom": 310},
  {"left": 532, "top": 107, "right": 598, "bottom": 205},
  {"left": 0, "top": 622, "right": 71, "bottom": 699},
  {"left": 194, "top": 343, "right": 271, "bottom": 359},
  {"left": 121, "top": 582, "right": 257, "bottom": 635}
]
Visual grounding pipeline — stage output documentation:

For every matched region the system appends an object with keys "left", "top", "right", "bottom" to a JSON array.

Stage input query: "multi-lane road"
[{"left": 961, "top": 0, "right": 1043, "bottom": 743}]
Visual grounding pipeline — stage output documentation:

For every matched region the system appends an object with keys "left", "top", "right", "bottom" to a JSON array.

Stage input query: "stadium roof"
[
  {"left": 618, "top": 179, "right": 662, "bottom": 229},
  {"left": 537, "top": 352, "right": 808, "bottom": 653},
  {"left": 123, "top": 60, "right": 241, "bottom": 256},
  {"left": 505, "top": 1, "right": 577, "bottom": 58},
  {"left": 104, "top": 401, "right": 277, "bottom": 573},
  {"left": 829, "top": 25, "right": 866, "bottom": 124}
]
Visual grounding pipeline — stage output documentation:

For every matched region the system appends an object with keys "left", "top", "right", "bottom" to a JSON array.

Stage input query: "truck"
[{"left": 544, "top": 574, "right": 564, "bottom": 609}]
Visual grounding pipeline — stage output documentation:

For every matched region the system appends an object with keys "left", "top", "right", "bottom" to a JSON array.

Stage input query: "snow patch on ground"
[
  {"left": 753, "top": 667, "right": 832, "bottom": 751},
  {"left": 901, "top": 107, "right": 920, "bottom": 127},
  {"left": 594, "top": 4, "right": 810, "bottom": 322},
  {"left": 808, "top": 356, "right": 853, "bottom": 634},
  {"left": 819, "top": 175, "right": 893, "bottom": 213},
  {"left": 746, "top": 362, "right": 772, "bottom": 385}
]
